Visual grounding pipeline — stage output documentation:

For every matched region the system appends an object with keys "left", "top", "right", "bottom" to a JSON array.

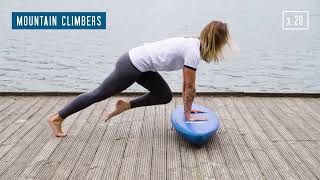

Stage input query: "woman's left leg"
[
  {"left": 107, "top": 71, "right": 172, "bottom": 120},
  {"left": 130, "top": 71, "right": 173, "bottom": 108}
]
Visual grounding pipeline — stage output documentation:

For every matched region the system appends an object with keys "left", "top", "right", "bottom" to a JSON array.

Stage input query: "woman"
[{"left": 48, "top": 20, "right": 231, "bottom": 137}]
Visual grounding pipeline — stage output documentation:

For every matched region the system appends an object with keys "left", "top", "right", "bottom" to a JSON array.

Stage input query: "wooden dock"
[{"left": 0, "top": 94, "right": 320, "bottom": 180}]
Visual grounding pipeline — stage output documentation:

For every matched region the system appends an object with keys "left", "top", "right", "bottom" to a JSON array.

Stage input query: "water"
[{"left": 0, "top": 0, "right": 319, "bottom": 92}]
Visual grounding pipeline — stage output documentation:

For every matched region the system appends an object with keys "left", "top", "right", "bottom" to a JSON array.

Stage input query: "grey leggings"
[{"left": 57, "top": 52, "right": 173, "bottom": 119}]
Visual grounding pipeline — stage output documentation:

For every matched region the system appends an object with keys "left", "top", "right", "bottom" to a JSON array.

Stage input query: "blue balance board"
[{"left": 170, "top": 104, "right": 220, "bottom": 145}]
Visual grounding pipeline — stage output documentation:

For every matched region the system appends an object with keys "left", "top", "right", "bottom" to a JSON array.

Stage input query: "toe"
[{"left": 56, "top": 132, "right": 67, "bottom": 137}]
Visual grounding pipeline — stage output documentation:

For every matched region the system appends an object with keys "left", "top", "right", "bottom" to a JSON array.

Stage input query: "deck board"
[
  {"left": 0, "top": 97, "right": 69, "bottom": 179},
  {"left": 0, "top": 95, "right": 319, "bottom": 180}
]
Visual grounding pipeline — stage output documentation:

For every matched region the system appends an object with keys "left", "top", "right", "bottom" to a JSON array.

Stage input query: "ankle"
[{"left": 54, "top": 113, "right": 64, "bottom": 121}]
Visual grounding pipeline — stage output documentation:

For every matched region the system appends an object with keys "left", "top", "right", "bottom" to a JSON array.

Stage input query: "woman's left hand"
[{"left": 188, "top": 115, "right": 208, "bottom": 121}]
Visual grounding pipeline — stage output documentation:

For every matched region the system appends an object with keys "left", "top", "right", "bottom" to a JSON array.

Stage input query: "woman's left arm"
[{"left": 182, "top": 67, "right": 196, "bottom": 120}]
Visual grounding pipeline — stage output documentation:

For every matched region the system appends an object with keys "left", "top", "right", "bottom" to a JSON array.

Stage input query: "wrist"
[{"left": 184, "top": 111, "right": 191, "bottom": 119}]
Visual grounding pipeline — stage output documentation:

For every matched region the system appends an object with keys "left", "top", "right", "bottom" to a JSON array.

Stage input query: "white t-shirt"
[{"left": 128, "top": 37, "right": 202, "bottom": 72}]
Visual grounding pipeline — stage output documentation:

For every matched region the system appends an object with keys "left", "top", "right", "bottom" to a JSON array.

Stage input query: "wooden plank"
[
  {"left": 150, "top": 104, "right": 167, "bottom": 180},
  {"left": 274, "top": 141, "right": 318, "bottom": 179},
  {"left": 100, "top": 138, "right": 128, "bottom": 180},
  {"left": 258, "top": 98, "right": 311, "bottom": 141},
  {"left": 272, "top": 126, "right": 296, "bottom": 141},
  {"left": 0, "top": 96, "right": 62, "bottom": 161},
  {"left": 0, "top": 97, "right": 37, "bottom": 130},
  {"left": 221, "top": 97, "right": 275, "bottom": 180},
  {"left": 166, "top": 97, "right": 183, "bottom": 180},
  {"left": 1, "top": 97, "right": 60, "bottom": 152},
  {"left": 223, "top": 97, "right": 261, "bottom": 134},
  {"left": 287, "top": 141, "right": 320, "bottom": 178},
  {"left": 0, "top": 97, "right": 52, "bottom": 168},
  {"left": 24, "top": 96, "right": 97, "bottom": 179},
  {"left": 249, "top": 149, "right": 280, "bottom": 179},
  {"left": 225, "top": 128, "right": 268, "bottom": 178},
  {"left": 0, "top": 97, "right": 44, "bottom": 144},
  {"left": 175, "top": 97, "right": 202, "bottom": 180},
  {"left": 93, "top": 97, "right": 135, "bottom": 180},
  {"left": 309, "top": 98, "right": 320, "bottom": 114},
  {"left": 281, "top": 98, "right": 320, "bottom": 127},
  {"left": 257, "top": 97, "right": 320, "bottom": 179},
  {"left": 236, "top": 97, "right": 284, "bottom": 141},
  {"left": 134, "top": 137, "right": 153, "bottom": 180},
  {"left": 48, "top": 98, "right": 111, "bottom": 180},
  {"left": 85, "top": 98, "right": 127, "bottom": 180},
  {"left": 302, "top": 141, "right": 320, "bottom": 164},
  {"left": 133, "top": 105, "right": 155, "bottom": 180},
  {"left": 1, "top": 126, "right": 57, "bottom": 180},
  {"left": 166, "top": 129, "right": 184, "bottom": 180},
  {"left": 0, "top": 96, "right": 11, "bottom": 108},
  {"left": 206, "top": 98, "right": 249, "bottom": 180},
  {"left": 118, "top": 138, "right": 141, "bottom": 180},
  {"left": 63, "top": 97, "right": 112, "bottom": 180},
  {"left": 10, "top": 97, "right": 72, "bottom": 180},
  {"left": 220, "top": 97, "right": 251, "bottom": 135},
  {"left": 206, "top": 98, "right": 236, "bottom": 132},
  {"left": 202, "top": 98, "right": 225, "bottom": 132},
  {"left": 265, "top": 148, "right": 300, "bottom": 180},
  {"left": 0, "top": 96, "right": 69, "bottom": 179},
  {"left": 204, "top": 98, "right": 232, "bottom": 180},
  {"left": 1, "top": 95, "right": 320, "bottom": 180},
  {"left": 117, "top": 103, "right": 144, "bottom": 178},
  {"left": 183, "top": 96, "right": 216, "bottom": 180},
  {"left": 0, "top": 96, "right": 19, "bottom": 113},
  {"left": 294, "top": 98, "right": 320, "bottom": 123},
  {"left": 251, "top": 95, "right": 320, "bottom": 178},
  {"left": 248, "top": 97, "right": 282, "bottom": 127},
  {"left": 194, "top": 145, "right": 216, "bottom": 180},
  {"left": 275, "top": 98, "right": 320, "bottom": 140},
  {"left": 231, "top": 97, "right": 262, "bottom": 131},
  {"left": 311, "top": 98, "right": 320, "bottom": 106},
  {"left": 118, "top": 101, "right": 146, "bottom": 180},
  {"left": 100, "top": 97, "right": 137, "bottom": 179},
  {"left": 18, "top": 112, "right": 82, "bottom": 179},
  {"left": 268, "top": 97, "right": 318, "bottom": 140},
  {"left": 237, "top": 97, "right": 301, "bottom": 179}
]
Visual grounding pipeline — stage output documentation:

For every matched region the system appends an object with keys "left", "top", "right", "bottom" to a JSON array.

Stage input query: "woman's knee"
[
  {"left": 159, "top": 91, "right": 173, "bottom": 104},
  {"left": 165, "top": 93, "right": 173, "bottom": 103}
]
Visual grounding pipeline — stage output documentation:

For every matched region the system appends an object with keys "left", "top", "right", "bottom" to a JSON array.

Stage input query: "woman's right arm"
[{"left": 182, "top": 67, "right": 207, "bottom": 121}]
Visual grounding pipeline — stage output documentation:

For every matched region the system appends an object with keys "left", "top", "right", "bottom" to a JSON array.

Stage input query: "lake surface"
[{"left": 0, "top": 0, "right": 319, "bottom": 92}]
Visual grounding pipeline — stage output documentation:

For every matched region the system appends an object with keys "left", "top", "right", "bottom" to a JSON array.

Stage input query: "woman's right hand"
[{"left": 188, "top": 115, "right": 208, "bottom": 121}]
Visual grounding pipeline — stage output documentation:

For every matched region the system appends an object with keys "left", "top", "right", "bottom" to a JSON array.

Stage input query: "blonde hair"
[{"left": 200, "top": 20, "right": 230, "bottom": 63}]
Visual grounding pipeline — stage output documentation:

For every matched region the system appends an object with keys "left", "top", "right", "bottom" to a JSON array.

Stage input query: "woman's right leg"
[
  {"left": 57, "top": 52, "right": 141, "bottom": 119},
  {"left": 49, "top": 52, "right": 141, "bottom": 137}
]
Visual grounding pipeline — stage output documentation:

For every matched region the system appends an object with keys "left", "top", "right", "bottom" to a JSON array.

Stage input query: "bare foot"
[
  {"left": 48, "top": 113, "right": 67, "bottom": 137},
  {"left": 106, "top": 99, "right": 131, "bottom": 121}
]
